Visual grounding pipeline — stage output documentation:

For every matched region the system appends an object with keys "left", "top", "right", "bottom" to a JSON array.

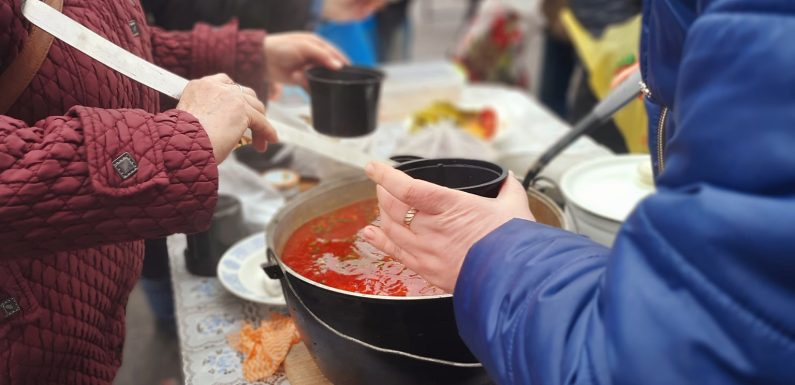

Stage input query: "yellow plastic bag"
[{"left": 560, "top": 10, "right": 648, "bottom": 153}]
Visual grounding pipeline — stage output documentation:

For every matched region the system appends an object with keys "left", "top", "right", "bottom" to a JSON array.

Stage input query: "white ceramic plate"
[{"left": 216, "top": 233, "right": 285, "bottom": 306}]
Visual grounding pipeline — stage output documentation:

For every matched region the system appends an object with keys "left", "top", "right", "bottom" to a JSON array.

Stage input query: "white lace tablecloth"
[{"left": 168, "top": 234, "right": 289, "bottom": 385}]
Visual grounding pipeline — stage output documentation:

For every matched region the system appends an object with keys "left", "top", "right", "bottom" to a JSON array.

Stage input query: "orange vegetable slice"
[{"left": 228, "top": 313, "right": 301, "bottom": 381}]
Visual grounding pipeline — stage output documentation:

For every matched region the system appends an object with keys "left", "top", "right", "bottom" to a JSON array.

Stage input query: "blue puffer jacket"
[{"left": 454, "top": 1, "right": 795, "bottom": 384}]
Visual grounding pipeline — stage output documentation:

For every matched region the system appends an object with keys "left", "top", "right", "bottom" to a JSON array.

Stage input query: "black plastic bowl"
[
  {"left": 233, "top": 143, "right": 290, "bottom": 173},
  {"left": 396, "top": 158, "right": 508, "bottom": 198},
  {"left": 306, "top": 66, "right": 384, "bottom": 138}
]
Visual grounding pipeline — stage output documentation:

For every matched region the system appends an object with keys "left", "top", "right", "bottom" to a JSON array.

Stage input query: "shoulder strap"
[{"left": 0, "top": 0, "right": 65, "bottom": 115}]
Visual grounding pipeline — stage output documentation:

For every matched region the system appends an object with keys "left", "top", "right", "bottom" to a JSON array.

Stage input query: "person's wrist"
[
  {"left": 161, "top": 109, "right": 221, "bottom": 168},
  {"left": 262, "top": 37, "right": 278, "bottom": 83}
]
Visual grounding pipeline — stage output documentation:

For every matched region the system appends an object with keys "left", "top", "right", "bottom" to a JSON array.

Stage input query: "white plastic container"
[{"left": 379, "top": 61, "right": 467, "bottom": 122}]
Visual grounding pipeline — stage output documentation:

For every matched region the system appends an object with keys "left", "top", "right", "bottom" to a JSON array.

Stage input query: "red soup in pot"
[{"left": 281, "top": 199, "right": 444, "bottom": 297}]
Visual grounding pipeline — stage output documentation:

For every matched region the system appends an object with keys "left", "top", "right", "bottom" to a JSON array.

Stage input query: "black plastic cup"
[
  {"left": 395, "top": 158, "right": 508, "bottom": 198},
  {"left": 233, "top": 143, "right": 291, "bottom": 173},
  {"left": 306, "top": 66, "right": 385, "bottom": 138},
  {"left": 185, "top": 195, "right": 248, "bottom": 277}
]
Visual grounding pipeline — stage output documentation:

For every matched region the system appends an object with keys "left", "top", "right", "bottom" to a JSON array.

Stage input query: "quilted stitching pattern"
[
  {"left": 0, "top": 108, "right": 218, "bottom": 257},
  {"left": 1, "top": 244, "right": 142, "bottom": 385},
  {"left": 0, "top": 0, "right": 267, "bottom": 383},
  {"left": 234, "top": 29, "right": 269, "bottom": 95},
  {"left": 151, "top": 23, "right": 268, "bottom": 97}
]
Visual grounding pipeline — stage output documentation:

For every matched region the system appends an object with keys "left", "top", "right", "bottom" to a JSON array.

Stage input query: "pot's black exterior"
[
  {"left": 261, "top": 176, "right": 558, "bottom": 385},
  {"left": 278, "top": 269, "right": 491, "bottom": 385}
]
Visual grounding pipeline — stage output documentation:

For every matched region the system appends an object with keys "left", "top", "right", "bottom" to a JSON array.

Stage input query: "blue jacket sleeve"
[
  {"left": 455, "top": 220, "right": 612, "bottom": 385},
  {"left": 453, "top": 2, "right": 795, "bottom": 385}
]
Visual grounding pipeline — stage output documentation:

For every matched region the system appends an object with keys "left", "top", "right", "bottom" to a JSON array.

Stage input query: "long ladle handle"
[{"left": 522, "top": 70, "right": 643, "bottom": 189}]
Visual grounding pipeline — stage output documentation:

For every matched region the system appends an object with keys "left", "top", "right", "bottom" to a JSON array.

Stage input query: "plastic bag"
[
  {"left": 561, "top": 10, "right": 648, "bottom": 153},
  {"left": 453, "top": 0, "right": 543, "bottom": 89},
  {"left": 393, "top": 120, "right": 499, "bottom": 162}
]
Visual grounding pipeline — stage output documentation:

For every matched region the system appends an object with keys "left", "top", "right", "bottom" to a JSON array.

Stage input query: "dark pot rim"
[
  {"left": 306, "top": 66, "right": 385, "bottom": 86},
  {"left": 396, "top": 158, "right": 509, "bottom": 195},
  {"left": 265, "top": 175, "right": 452, "bottom": 301}
]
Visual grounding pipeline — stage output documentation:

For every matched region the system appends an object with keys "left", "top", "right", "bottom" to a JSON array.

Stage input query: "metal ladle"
[{"left": 522, "top": 70, "right": 643, "bottom": 189}]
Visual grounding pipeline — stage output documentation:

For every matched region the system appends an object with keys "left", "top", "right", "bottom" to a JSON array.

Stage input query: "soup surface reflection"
[{"left": 281, "top": 199, "right": 443, "bottom": 297}]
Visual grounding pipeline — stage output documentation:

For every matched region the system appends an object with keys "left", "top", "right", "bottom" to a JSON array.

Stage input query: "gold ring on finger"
[
  {"left": 236, "top": 135, "right": 253, "bottom": 149},
  {"left": 403, "top": 207, "right": 418, "bottom": 228}
]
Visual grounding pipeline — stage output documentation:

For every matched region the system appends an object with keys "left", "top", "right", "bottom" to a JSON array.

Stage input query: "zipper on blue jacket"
[
  {"left": 640, "top": 80, "right": 668, "bottom": 173},
  {"left": 656, "top": 107, "right": 669, "bottom": 173}
]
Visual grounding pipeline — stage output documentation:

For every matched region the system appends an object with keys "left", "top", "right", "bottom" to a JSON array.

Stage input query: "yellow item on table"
[
  {"left": 560, "top": 10, "right": 649, "bottom": 153},
  {"left": 228, "top": 313, "right": 301, "bottom": 382},
  {"left": 410, "top": 101, "right": 499, "bottom": 140}
]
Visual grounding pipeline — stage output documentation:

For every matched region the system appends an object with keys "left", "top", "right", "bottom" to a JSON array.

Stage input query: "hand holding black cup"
[{"left": 362, "top": 160, "right": 532, "bottom": 292}]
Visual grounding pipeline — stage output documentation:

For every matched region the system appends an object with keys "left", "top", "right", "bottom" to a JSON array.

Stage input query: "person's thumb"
[{"left": 497, "top": 172, "right": 528, "bottom": 202}]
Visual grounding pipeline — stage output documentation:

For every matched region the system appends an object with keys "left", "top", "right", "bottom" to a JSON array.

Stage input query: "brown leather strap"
[{"left": 0, "top": 0, "right": 65, "bottom": 115}]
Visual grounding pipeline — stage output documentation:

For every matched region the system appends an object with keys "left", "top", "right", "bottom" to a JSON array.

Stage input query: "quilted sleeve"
[
  {"left": 0, "top": 108, "right": 219, "bottom": 258},
  {"left": 149, "top": 21, "right": 268, "bottom": 96}
]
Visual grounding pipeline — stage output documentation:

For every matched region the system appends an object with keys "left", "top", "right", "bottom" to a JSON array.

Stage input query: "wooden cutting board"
[{"left": 284, "top": 342, "right": 333, "bottom": 385}]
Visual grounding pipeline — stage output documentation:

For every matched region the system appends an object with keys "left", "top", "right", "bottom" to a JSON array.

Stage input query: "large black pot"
[{"left": 264, "top": 176, "right": 567, "bottom": 384}]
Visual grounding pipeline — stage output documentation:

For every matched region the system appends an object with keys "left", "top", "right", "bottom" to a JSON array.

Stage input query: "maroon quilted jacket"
[{"left": 0, "top": 0, "right": 267, "bottom": 383}]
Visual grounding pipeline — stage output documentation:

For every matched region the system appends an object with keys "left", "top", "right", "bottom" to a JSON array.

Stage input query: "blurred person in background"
[
  {"left": 373, "top": 0, "right": 411, "bottom": 62},
  {"left": 363, "top": 0, "right": 795, "bottom": 384},
  {"left": 539, "top": 0, "right": 641, "bottom": 153},
  {"left": 143, "top": 0, "right": 386, "bottom": 32},
  {"left": 142, "top": 0, "right": 315, "bottom": 32},
  {"left": 0, "top": 0, "right": 346, "bottom": 383},
  {"left": 373, "top": 0, "right": 484, "bottom": 64},
  {"left": 143, "top": 0, "right": 387, "bottom": 65},
  {"left": 539, "top": 0, "right": 575, "bottom": 117}
]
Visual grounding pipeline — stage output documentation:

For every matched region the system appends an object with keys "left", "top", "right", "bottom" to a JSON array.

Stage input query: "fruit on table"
[{"left": 410, "top": 101, "right": 498, "bottom": 140}]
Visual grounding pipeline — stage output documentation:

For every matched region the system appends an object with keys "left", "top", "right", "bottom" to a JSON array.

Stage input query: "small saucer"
[{"left": 217, "top": 233, "right": 285, "bottom": 306}]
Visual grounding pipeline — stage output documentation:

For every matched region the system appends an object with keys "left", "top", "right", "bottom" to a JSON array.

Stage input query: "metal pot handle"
[
  {"left": 528, "top": 176, "right": 564, "bottom": 205},
  {"left": 526, "top": 176, "right": 580, "bottom": 233},
  {"left": 279, "top": 268, "right": 483, "bottom": 368},
  {"left": 262, "top": 249, "right": 285, "bottom": 280}
]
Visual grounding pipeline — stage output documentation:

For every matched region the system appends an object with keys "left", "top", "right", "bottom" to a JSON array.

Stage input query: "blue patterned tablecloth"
[{"left": 168, "top": 235, "right": 289, "bottom": 385}]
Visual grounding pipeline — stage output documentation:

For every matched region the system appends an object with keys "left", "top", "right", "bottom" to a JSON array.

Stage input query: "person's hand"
[
  {"left": 176, "top": 74, "right": 278, "bottom": 163},
  {"left": 322, "top": 0, "right": 388, "bottom": 22},
  {"left": 263, "top": 33, "right": 349, "bottom": 87},
  {"left": 268, "top": 82, "right": 284, "bottom": 101},
  {"left": 610, "top": 62, "right": 640, "bottom": 90},
  {"left": 361, "top": 162, "right": 535, "bottom": 293}
]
